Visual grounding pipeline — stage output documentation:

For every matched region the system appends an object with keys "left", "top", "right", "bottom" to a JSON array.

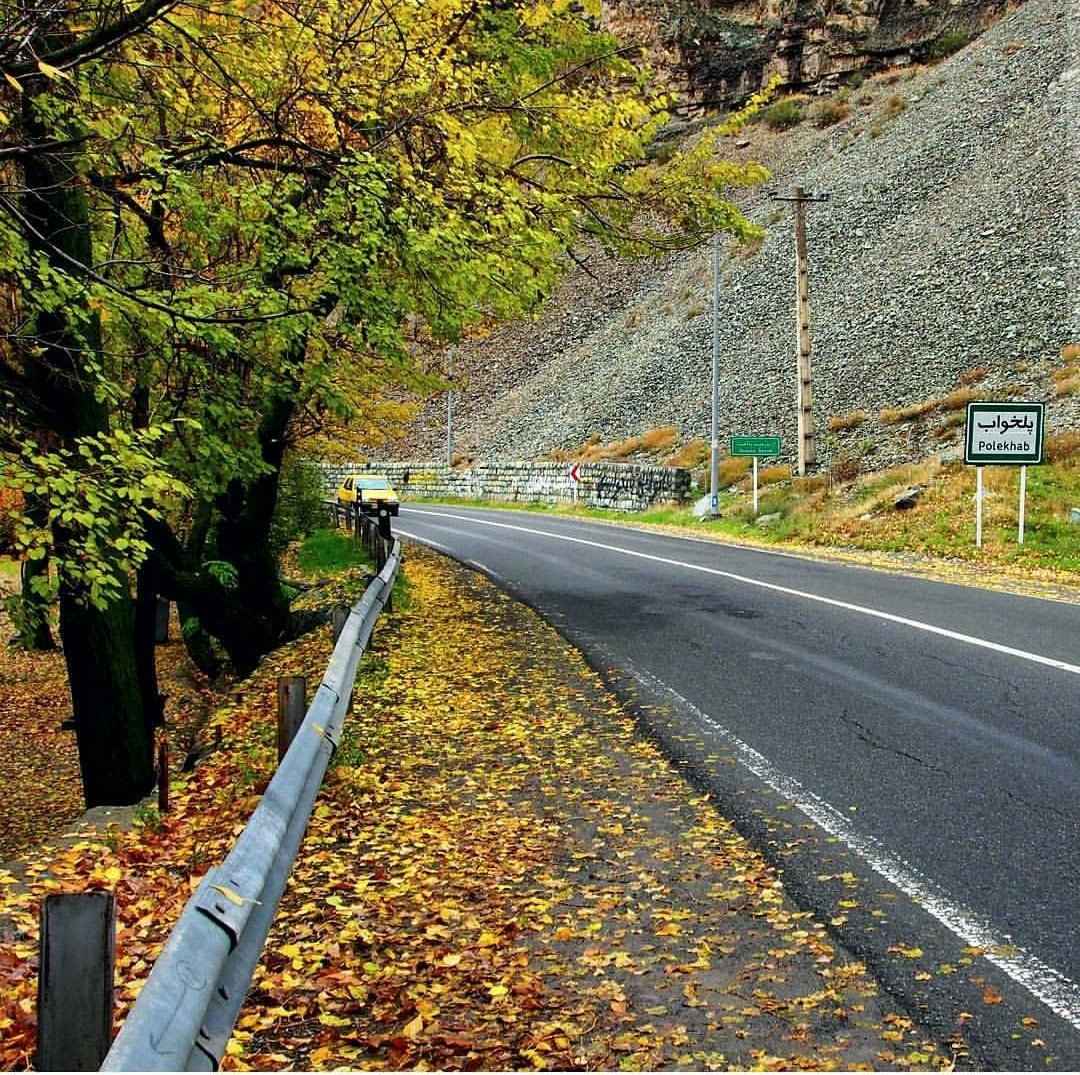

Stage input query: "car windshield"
[{"left": 356, "top": 477, "right": 392, "bottom": 491}]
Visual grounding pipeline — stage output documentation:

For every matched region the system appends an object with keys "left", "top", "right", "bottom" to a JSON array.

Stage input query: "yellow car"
[{"left": 336, "top": 474, "right": 400, "bottom": 516}]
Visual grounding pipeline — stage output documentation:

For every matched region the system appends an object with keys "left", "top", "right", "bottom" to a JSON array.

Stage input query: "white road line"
[
  {"left": 404, "top": 510, "right": 1080, "bottom": 676},
  {"left": 400, "top": 512, "right": 1080, "bottom": 1022},
  {"left": 620, "top": 658, "right": 1080, "bottom": 1027}
]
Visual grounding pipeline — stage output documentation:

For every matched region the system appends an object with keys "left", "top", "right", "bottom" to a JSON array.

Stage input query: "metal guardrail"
[
  {"left": 101, "top": 538, "right": 402, "bottom": 1071},
  {"left": 329, "top": 499, "right": 395, "bottom": 570}
]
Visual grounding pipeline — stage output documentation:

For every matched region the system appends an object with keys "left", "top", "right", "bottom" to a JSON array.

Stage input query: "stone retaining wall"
[{"left": 321, "top": 461, "right": 691, "bottom": 513}]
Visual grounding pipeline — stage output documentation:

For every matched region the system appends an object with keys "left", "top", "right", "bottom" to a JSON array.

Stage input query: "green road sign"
[
  {"left": 730, "top": 436, "right": 781, "bottom": 458},
  {"left": 964, "top": 402, "right": 1044, "bottom": 465}
]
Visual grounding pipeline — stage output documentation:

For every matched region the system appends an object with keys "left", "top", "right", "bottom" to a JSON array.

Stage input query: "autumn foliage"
[{"left": 0, "top": 549, "right": 963, "bottom": 1070}]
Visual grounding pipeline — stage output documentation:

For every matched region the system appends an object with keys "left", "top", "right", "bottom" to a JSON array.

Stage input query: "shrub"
[
  {"left": 270, "top": 454, "right": 330, "bottom": 553},
  {"left": 717, "top": 456, "right": 753, "bottom": 486},
  {"left": 829, "top": 455, "right": 862, "bottom": 483},
  {"left": 882, "top": 94, "right": 907, "bottom": 118},
  {"left": 665, "top": 439, "right": 708, "bottom": 469},
  {"left": 940, "top": 387, "right": 982, "bottom": 412},
  {"left": 932, "top": 412, "right": 966, "bottom": 439},
  {"left": 793, "top": 474, "right": 829, "bottom": 494},
  {"left": 762, "top": 97, "right": 805, "bottom": 130},
  {"left": 640, "top": 426, "right": 680, "bottom": 454},
  {"left": 928, "top": 30, "right": 970, "bottom": 62},
  {"left": 1053, "top": 344, "right": 1080, "bottom": 396},
  {"left": 812, "top": 98, "right": 851, "bottom": 128},
  {"left": 828, "top": 410, "right": 868, "bottom": 432}
]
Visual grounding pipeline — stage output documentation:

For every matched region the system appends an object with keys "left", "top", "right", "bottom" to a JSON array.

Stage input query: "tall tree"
[{"left": 0, "top": 0, "right": 769, "bottom": 803}]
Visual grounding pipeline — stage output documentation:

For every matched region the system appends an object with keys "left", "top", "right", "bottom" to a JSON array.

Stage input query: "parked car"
[{"left": 336, "top": 474, "right": 400, "bottom": 516}]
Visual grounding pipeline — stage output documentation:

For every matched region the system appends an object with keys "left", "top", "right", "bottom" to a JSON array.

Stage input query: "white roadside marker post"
[
  {"left": 1018, "top": 465, "right": 1027, "bottom": 545},
  {"left": 976, "top": 466, "right": 984, "bottom": 549}
]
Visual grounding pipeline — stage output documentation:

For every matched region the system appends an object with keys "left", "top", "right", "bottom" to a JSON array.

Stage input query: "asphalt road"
[{"left": 396, "top": 504, "right": 1080, "bottom": 1067}]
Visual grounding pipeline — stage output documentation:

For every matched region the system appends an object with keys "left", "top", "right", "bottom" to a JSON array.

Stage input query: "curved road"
[{"left": 395, "top": 505, "right": 1079, "bottom": 1067}]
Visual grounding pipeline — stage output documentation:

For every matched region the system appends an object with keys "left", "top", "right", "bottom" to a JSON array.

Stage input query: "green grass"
[
  {"left": 401, "top": 453, "right": 1080, "bottom": 574},
  {"left": 297, "top": 528, "right": 374, "bottom": 574}
]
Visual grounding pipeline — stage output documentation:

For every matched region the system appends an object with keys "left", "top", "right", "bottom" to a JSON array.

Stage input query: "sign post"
[
  {"left": 964, "top": 401, "right": 1044, "bottom": 549},
  {"left": 730, "top": 436, "right": 782, "bottom": 517},
  {"left": 568, "top": 462, "right": 581, "bottom": 506}
]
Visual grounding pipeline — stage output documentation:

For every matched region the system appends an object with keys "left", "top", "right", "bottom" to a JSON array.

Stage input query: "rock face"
[{"left": 604, "top": 0, "right": 1019, "bottom": 112}]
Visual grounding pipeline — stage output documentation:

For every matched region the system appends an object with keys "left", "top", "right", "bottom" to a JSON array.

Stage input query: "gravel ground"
[{"left": 402, "top": 0, "right": 1079, "bottom": 471}]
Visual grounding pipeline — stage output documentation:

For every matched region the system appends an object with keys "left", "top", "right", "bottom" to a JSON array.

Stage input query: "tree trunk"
[
  {"left": 214, "top": 388, "right": 298, "bottom": 638},
  {"left": 60, "top": 584, "right": 154, "bottom": 805},
  {"left": 21, "top": 79, "right": 155, "bottom": 805},
  {"left": 147, "top": 516, "right": 277, "bottom": 676}
]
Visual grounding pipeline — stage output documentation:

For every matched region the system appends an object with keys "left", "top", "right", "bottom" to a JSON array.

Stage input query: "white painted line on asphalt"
[
  {"left": 401, "top": 515, "right": 1080, "bottom": 1023},
  {"left": 622, "top": 659, "right": 1080, "bottom": 1027},
  {"left": 406, "top": 511, "right": 1080, "bottom": 676}
]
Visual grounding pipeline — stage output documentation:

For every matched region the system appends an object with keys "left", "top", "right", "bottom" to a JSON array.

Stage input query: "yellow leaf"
[
  {"left": 488, "top": 984, "right": 508, "bottom": 998},
  {"left": 103, "top": 865, "right": 123, "bottom": 884},
  {"left": 211, "top": 883, "right": 259, "bottom": 907},
  {"left": 441, "top": 952, "right": 462, "bottom": 967},
  {"left": 318, "top": 1012, "right": 351, "bottom": 1027},
  {"left": 477, "top": 930, "right": 498, "bottom": 947},
  {"left": 36, "top": 60, "right": 70, "bottom": 81},
  {"left": 4, "top": 73, "right": 21, "bottom": 92},
  {"left": 279, "top": 944, "right": 301, "bottom": 959},
  {"left": 403, "top": 1014, "right": 423, "bottom": 1038}
]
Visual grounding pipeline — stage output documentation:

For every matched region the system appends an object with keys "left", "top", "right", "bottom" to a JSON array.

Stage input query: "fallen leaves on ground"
[
  {"left": 0, "top": 547, "right": 966, "bottom": 1070},
  {"left": 0, "top": 604, "right": 220, "bottom": 862}
]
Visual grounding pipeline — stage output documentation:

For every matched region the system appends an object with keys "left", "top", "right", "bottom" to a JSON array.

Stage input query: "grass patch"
[
  {"left": 665, "top": 439, "right": 708, "bottom": 469},
  {"left": 812, "top": 98, "right": 851, "bottom": 128},
  {"left": 880, "top": 399, "right": 939, "bottom": 424},
  {"left": 927, "top": 29, "right": 970, "bottom": 61},
  {"left": 882, "top": 94, "right": 908, "bottom": 119},
  {"left": 553, "top": 427, "right": 680, "bottom": 463},
  {"left": 829, "top": 410, "right": 868, "bottom": 432},
  {"left": 762, "top": 96, "right": 805, "bottom": 130},
  {"left": 296, "top": 528, "right": 373, "bottom": 575},
  {"left": 956, "top": 366, "right": 988, "bottom": 387},
  {"left": 940, "top": 387, "right": 983, "bottom": 411}
]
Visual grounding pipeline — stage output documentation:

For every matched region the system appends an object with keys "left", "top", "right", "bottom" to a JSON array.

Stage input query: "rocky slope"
[{"left": 398, "top": 0, "right": 1079, "bottom": 472}]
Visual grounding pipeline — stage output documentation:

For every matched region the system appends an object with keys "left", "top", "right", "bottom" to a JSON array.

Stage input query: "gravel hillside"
[{"left": 401, "top": 0, "right": 1079, "bottom": 470}]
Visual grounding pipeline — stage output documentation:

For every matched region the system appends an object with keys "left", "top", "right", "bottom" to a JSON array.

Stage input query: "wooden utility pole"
[{"left": 771, "top": 187, "right": 829, "bottom": 476}]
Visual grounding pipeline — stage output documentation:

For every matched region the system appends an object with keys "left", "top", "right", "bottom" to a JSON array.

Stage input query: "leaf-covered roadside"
[
  {"left": 240, "top": 548, "right": 960, "bottom": 1071},
  {"left": 0, "top": 547, "right": 957, "bottom": 1070}
]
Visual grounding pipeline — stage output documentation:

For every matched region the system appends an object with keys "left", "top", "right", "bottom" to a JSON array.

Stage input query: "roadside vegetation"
[{"left": 529, "top": 421, "right": 1080, "bottom": 580}]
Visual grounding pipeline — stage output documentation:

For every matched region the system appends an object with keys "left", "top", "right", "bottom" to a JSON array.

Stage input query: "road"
[{"left": 396, "top": 504, "right": 1080, "bottom": 1066}]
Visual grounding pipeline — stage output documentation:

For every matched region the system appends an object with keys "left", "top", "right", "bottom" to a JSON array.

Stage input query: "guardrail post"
[
  {"left": 276, "top": 676, "right": 307, "bottom": 761},
  {"left": 331, "top": 604, "right": 349, "bottom": 641},
  {"left": 157, "top": 735, "right": 169, "bottom": 814},
  {"left": 37, "top": 891, "right": 115, "bottom": 1071}
]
